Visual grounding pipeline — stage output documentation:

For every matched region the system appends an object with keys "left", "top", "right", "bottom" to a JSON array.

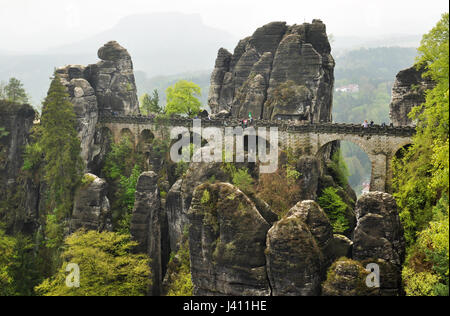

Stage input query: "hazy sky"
[{"left": 0, "top": 0, "right": 448, "bottom": 53}]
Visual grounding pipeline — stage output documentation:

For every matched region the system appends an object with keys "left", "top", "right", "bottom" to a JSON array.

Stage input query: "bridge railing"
[{"left": 98, "top": 113, "right": 416, "bottom": 137}]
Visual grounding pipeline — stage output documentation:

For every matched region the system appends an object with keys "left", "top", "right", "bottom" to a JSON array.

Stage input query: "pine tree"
[
  {"left": 39, "top": 74, "right": 84, "bottom": 224},
  {"left": 3, "top": 77, "right": 29, "bottom": 104}
]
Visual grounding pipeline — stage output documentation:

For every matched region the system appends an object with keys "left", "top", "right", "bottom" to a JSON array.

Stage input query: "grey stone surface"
[
  {"left": 70, "top": 173, "right": 112, "bottom": 233},
  {"left": 266, "top": 208, "right": 324, "bottom": 296},
  {"left": 188, "top": 182, "right": 271, "bottom": 296},
  {"left": 208, "top": 20, "right": 334, "bottom": 122},
  {"left": 390, "top": 65, "right": 434, "bottom": 126},
  {"left": 352, "top": 191, "right": 405, "bottom": 267},
  {"left": 130, "top": 171, "right": 169, "bottom": 296}
]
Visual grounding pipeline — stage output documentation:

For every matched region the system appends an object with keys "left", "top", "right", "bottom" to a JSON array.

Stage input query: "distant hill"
[{"left": 0, "top": 12, "right": 236, "bottom": 107}]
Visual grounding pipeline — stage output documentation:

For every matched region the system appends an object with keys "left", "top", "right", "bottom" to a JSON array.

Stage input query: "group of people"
[
  {"left": 241, "top": 112, "right": 254, "bottom": 128},
  {"left": 362, "top": 120, "right": 393, "bottom": 128}
]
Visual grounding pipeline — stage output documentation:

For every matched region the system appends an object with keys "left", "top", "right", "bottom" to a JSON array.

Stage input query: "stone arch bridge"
[{"left": 98, "top": 114, "right": 415, "bottom": 193}]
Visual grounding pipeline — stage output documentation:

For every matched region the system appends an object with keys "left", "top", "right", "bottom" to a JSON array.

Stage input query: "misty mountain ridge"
[{"left": 0, "top": 12, "right": 421, "bottom": 107}]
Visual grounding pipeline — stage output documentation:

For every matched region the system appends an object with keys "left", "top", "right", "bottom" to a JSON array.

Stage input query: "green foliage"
[
  {"left": 403, "top": 204, "right": 449, "bottom": 296},
  {"left": 19, "top": 75, "right": 84, "bottom": 277},
  {"left": 318, "top": 187, "right": 349, "bottom": 234},
  {"left": 328, "top": 149, "right": 350, "bottom": 187},
  {"left": 81, "top": 174, "right": 96, "bottom": 188},
  {"left": 0, "top": 229, "right": 16, "bottom": 295},
  {"left": 165, "top": 80, "right": 202, "bottom": 118},
  {"left": 139, "top": 89, "right": 162, "bottom": 115},
  {"left": 38, "top": 74, "right": 84, "bottom": 219},
  {"left": 0, "top": 127, "right": 9, "bottom": 139},
  {"left": 0, "top": 229, "right": 41, "bottom": 296},
  {"left": 35, "top": 230, "right": 151, "bottom": 296},
  {"left": 393, "top": 13, "right": 449, "bottom": 246},
  {"left": 165, "top": 227, "right": 193, "bottom": 296},
  {"left": 0, "top": 77, "right": 29, "bottom": 104},
  {"left": 115, "top": 165, "right": 141, "bottom": 235},
  {"left": 231, "top": 168, "right": 254, "bottom": 195},
  {"left": 103, "top": 136, "right": 145, "bottom": 233},
  {"left": 393, "top": 13, "right": 449, "bottom": 297}
]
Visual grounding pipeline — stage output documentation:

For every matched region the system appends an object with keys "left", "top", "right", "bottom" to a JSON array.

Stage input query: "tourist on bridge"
[{"left": 362, "top": 120, "right": 369, "bottom": 128}]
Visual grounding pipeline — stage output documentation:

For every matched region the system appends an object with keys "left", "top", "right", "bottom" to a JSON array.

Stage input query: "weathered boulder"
[
  {"left": 188, "top": 182, "right": 271, "bottom": 295},
  {"left": 321, "top": 258, "right": 375, "bottom": 296},
  {"left": 324, "top": 234, "right": 353, "bottom": 262},
  {"left": 208, "top": 20, "right": 334, "bottom": 122},
  {"left": 70, "top": 173, "right": 112, "bottom": 233},
  {"left": 389, "top": 65, "right": 434, "bottom": 126},
  {"left": 130, "top": 171, "right": 169, "bottom": 296},
  {"left": 352, "top": 192, "right": 405, "bottom": 267},
  {"left": 85, "top": 41, "right": 140, "bottom": 115},
  {"left": 285, "top": 200, "right": 333, "bottom": 249},
  {"left": 266, "top": 208, "right": 324, "bottom": 296}
]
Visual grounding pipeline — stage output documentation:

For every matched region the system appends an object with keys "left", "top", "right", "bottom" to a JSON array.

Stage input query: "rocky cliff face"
[
  {"left": 55, "top": 41, "right": 139, "bottom": 171},
  {"left": 208, "top": 20, "right": 334, "bottom": 121},
  {"left": 186, "top": 183, "right": 405, "bottom": 296},
  {"left": 389, "top": 65, "right": 434, "bottom": 126},
  {"left": 188, "top": 182, "right": 271, "bottom": 295},
  {"left": 130, "top": 171, "right": 169, "bottom": 296},
  {"left": 0, "top": 101, "right": 36, "bottom": 233}
]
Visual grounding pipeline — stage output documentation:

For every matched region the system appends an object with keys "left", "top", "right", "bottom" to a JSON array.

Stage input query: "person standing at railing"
[{"left": 362, "top": 120, "right": 369, "bottom": 128}]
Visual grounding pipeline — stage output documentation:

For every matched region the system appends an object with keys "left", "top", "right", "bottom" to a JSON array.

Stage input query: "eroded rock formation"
[
  {"left": 389, "top": 65, "right": 434, "bottom": 126},
  {"left": 0, "top": 101, "right": 36, "bottom": 233},
  {"left": 266, "top": 206, "right": 324, "bottom": 296},
  {"left": 208, "top": 20, "right": 334, "bottom": 121},
  {"left": 352, "top": 192, "right": 405, "bottom": 266},
  {"left": 55, "top": 41, "right": 139, "bottom": 171},
  {"left": 188, "top": 182, "right": 271, "bottom": 295},
  {"left": 70, "top": 173, "right": 112, "bottom": 233},
  {"left": 130, "top": 171, "right": 169, "bottom": 296}
]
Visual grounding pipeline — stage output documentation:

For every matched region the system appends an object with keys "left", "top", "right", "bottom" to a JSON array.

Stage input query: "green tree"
[
  {"left": 35, "top": 230, "right": 151, "bottom": 296},
  {"left": 393, "top": 13, "right": 449, "bottom": 244},
  {"left": 392, "top": 13, "right": 449, "bottom": 296},
  {"left": 39, "top": 74, "right": 84, "bottom": 220},
  {"left": 2, "top": 77, "right": 29, "bottom": 104},
  {"left": 165, "top": 80, "right": 202, "bottom": 118},
  {"left": 0, "top": 229, "right": 16, "bottom": 295},
  {"left": 318, "top": 187, "right": 349, "bottom": 234},
  {"left": 165, "top": 227, "right": 193, "bottom": 296},
  {"left": 140, "top": 89, "right": 162, "bottom": 115},
  {"left": 102, "top": 135, "right": 146, "bottom": 232}
]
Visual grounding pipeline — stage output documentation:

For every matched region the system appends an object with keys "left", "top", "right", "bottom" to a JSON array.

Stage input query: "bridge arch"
[
  {"left": 316, "top": 139, "right": 372, "bottom": 196},
  {"left": 139, "top": 129, "right": 155, "bottom": 144},
  {"left": 313, "top": 133, "right": 391, "bottom": 192},
  {"left": 120, "top": 128, "right": 134, "bottom": 142}
]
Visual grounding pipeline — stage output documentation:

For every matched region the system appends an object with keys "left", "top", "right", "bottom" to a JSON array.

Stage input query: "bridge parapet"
[{"left": 98, "top": 114, "right": 416, "bottom": 137}]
